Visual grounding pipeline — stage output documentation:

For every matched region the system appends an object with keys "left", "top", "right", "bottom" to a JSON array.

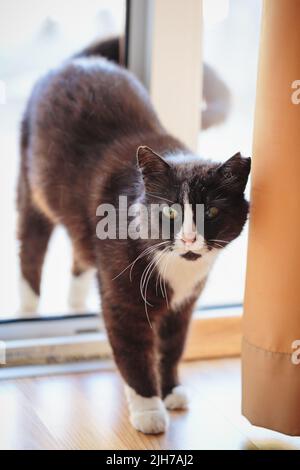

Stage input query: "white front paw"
[
  {"left": 125, "top": 385, "right": 169, "bottom": 434},
  {"left": 130, "top": 408, "right": 169, "bottom": 434},
  {"left": 164, "top": 385, "right": 189, "bottom": 410}
]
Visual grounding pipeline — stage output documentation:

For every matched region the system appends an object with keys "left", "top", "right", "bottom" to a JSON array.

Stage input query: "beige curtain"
[{"left": 242, "top": 0, "right": 300, "bottom": 436}]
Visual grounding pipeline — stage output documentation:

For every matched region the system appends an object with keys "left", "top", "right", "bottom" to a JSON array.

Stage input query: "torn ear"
[
  {"left": 218, "top": 152, "right": 251, "bottom": 193},
  {"left": 136, "top": 146, "right": 170, "bottom": 180}
]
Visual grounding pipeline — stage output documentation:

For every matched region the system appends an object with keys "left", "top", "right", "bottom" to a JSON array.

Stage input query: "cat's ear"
[
  {"left": 136, "top": 146, "right": 170, "bottom": 181},
  {"left": 218, "top": 152, "right": 251, "bottom": 193}
]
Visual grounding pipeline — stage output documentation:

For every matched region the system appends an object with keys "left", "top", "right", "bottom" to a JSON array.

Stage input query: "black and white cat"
[{"left": 17, "top": 42, "right": 250, "bottom": 434}]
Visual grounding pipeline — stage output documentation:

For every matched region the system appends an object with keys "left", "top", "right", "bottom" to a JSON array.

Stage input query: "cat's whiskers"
[
  {"left": 149, "top": 246, "right": 170, "bottom": 300},
  {"left": 159, "top": 248, "right": 174, "bottom": 309},
  {"left": 208, "top": 238, "right": 230, "bottom": 249},
  {"left": 155, "top": 248, "right": 169, "bottom": 298},
  {"left": 130, "top": 242, "right": 168, "bottom": 281},
  {"left": 156, "top": 255, "right": 165, "bottom": 299},
  {"left": 157, "top": 248, "right": 171, "bottom": 306},
  {"left": 140, "top": 255, "right": 160, "bottom": 327},
  {"left": 213, "top": 195, "right": 227, "bottom": 202},
  {"left": 112, "top": 241, "right": 168, "bottom": 281},
  {"left": 162, "top": 254, "right": 170, "bottom": 308},
  {"left": 209, "top": 239, "right": 229, "bottom": 244},
  {"left": 114, "top": 243, "right": 169, "bottom": 328},
  {"left": 140, "top": 257, "right": 157, "bottom": 306},
  {"left": 211, "top": 243, "right": 224, "bottom": 249},
  {"left": 144, "top": 192, "right": 176, "bottom": 205},
  {"left": 141, "top": 248, "right": 165, "bottom": 303},
  {"left": 140, "top": 245, "right": 168, "bottom": 301},
  {"left": 140, "top": 246, "right": 170, "bottom": 328}
]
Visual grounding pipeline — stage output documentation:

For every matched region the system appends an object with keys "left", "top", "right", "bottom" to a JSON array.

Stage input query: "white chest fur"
[{"left": 155, "top": 250, "right": 217, "bottom": 310}]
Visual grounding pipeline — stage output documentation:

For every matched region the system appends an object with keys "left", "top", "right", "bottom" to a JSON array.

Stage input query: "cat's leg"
[
  {"left": 103, "top": 302, "right": 168, "bottom": 434},
  {"left": 18, "top": 204, "right": 54, "bottom": 314},
  {"left": 158, "top": 303, "right": 194, "bottom": 410},
  {"left": 68, "top": 254, "right": 95, "bottom": 312}
]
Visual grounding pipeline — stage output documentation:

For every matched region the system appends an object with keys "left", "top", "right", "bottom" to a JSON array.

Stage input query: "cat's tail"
[
  {"left": 202, "top": 63, "right": 231, "bottom": 130},
  {"left": 75, "top": 37, "right": 231, "bottom": 130},
  {"left": 73, "top": 36, "right": 123, "bottom": 65}
]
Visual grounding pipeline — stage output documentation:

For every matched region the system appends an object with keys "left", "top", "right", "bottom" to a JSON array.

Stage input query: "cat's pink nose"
[{"left": 182, "top": 232, "right": 196, "bottom": 245}]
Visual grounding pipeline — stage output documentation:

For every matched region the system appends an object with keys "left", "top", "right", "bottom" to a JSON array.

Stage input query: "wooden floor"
[{"left": 0, "top": 358, "right": 299, "bottom": 450}]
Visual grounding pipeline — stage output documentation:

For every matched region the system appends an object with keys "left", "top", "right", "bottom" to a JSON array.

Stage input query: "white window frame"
[{"left": 127, "top": 0, "right": 203, "bottom": 151}]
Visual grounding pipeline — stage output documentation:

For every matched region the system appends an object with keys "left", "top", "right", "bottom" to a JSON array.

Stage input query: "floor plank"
[
  {"left": 0, "top": 358, "right": 299, "bottom": 450},
  {"left": 0, "top": 382, "right": 61, "bottom": 450}
]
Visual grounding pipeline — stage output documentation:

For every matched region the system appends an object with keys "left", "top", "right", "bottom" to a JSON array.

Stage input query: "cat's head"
[{"left": 136, "top": 146, "right": 250, "bottom": 260}]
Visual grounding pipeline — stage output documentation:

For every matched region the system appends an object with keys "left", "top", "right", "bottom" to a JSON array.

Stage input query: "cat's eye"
[
  {"left": 206, "top": 206, "right": 219, "bottom": 219},
  {"left": 162, "top": 206, "right": 178, "bottom": 219}
]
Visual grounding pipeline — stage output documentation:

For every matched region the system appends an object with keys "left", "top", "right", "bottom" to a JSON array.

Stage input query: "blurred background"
[{"left": 0, "top": 0, "right": 261, "bottom": 318}]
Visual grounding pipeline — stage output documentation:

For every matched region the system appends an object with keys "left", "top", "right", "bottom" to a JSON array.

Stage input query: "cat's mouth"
[{"left": 180, "top": 251, "right": 202, "bottom": 261}]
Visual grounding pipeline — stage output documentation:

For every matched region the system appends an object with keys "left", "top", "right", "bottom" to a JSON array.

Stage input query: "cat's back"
[
  {"left": 20, "top": 56, "right": 162, "bottom": 228},
  {"left": 26, "top": 56, "right": 160, "bottom": 158}
]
